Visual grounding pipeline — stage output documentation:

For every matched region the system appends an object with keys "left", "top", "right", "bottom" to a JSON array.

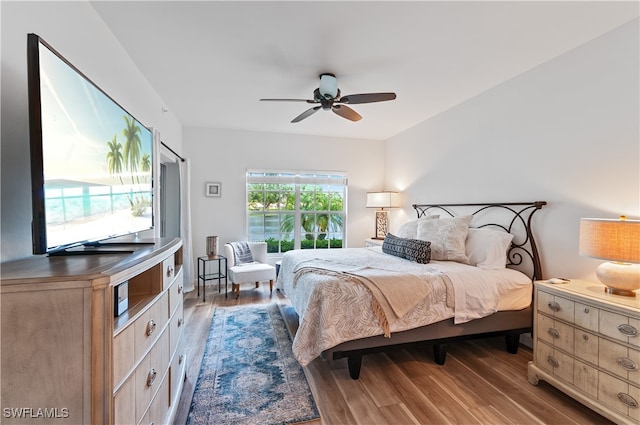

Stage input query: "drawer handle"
[
  {"left": 617, "top": 393, "right": 638, "bottom": 408},
  {"left": 546, "top": 356, "right": 559, "bottom": 368},
  {"left": 147, "top": 368, "right": 157, "bottom": 387},
  {"left": 583, "top": 307, "right": 589, "bottom": 314},
  {"left": 618, "top": 324, "right": 638, "bottom": 337},
  {"left": 548, "top": 301, "right": 561, "bottom": 312},
  {"left": 146, "top": 319, "right": 156, "bottom": 336},
  {"left": 178, "top": 285, "right": 183, "bottom": 294},
  {"left": 617, "top": 357, "right": 638, "bottom": 371},
  {"left": 178, "top": 317, "right": 184, "bottom": 327},
  {"left": 167, "top": 265, "right": 174, "bottom": 277},
  {"left": 179, "top": 354, "right": 184, "bottom": 365},
  {"left": 582, "top": 334, "right": 589, "bottom": 341},
  {"left": 547, "top": 328, "right": 560, "bottom": 339}
]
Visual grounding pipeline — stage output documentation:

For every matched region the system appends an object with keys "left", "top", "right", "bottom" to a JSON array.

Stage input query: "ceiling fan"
[{"left": 260, "top": 73, "right": 396, "bottom": 123}]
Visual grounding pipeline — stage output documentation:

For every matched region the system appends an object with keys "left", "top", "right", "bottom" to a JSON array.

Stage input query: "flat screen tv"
[{"left": 27, "top": 33, "right": 154, "bottom": 255}]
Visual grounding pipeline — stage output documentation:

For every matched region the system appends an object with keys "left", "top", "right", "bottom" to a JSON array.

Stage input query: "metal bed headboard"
[{"left": 412, "top": 202, "right": 547, "bottom": 281}]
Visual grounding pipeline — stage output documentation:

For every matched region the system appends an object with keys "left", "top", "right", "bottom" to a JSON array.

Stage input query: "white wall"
[
  {"left": 2, "top": 2, "right": 637, "bottom": 283},
  {"left": 0, "top": 1, "right": 183, "bottom": 261},
  {"left": 384, "top": 19, "right": 639, "bottom": 281},
  {"left": 183, "top": 127, "right": 385, "bottom": 261}
]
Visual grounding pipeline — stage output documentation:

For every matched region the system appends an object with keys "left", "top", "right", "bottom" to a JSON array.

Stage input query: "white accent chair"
[{"left": 224, "top": 242, "right": 276, "bottom": 299}]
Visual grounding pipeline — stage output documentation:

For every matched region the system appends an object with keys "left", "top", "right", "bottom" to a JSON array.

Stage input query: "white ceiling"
[{"left": 91, "top": 1, "right": 639, "bottom": 141}]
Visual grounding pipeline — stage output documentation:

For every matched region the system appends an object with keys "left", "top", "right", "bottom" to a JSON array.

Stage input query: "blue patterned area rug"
[{"left": 186, "top": 303, "right": 320, "bottom": 425}]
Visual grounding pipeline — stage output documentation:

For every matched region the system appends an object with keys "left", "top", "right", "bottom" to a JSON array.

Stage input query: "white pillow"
[
  {"left": 416, "top": 215, "right": 472, "bottom": 263},
  {"left": 466, "top": 228, "right": 514, "bottom": 270},
  {"left": 395, "top": 215, "right": 439, "bottom": 239}
]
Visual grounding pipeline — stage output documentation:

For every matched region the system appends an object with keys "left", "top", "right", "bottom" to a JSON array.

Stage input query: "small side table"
[
  {"left": 197, "top": 255, "right": 228, "bottom": 301},
  {"left": 365, "top": 238, "right": 384, "bottom": 247}
]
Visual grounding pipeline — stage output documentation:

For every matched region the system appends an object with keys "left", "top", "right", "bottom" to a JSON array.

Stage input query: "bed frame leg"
[
  {"left": 505, "top": 334, "right": 520, "bottom": 354},
  {"left": 347, "top": 356, "right": 362, "bottom": 380},
  {"left": 433, "top": 344, "right": 447, "bottom": 365}
]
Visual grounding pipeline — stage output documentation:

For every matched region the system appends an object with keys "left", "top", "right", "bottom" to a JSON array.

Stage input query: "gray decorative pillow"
[
  {"left": 395, "top": 215, "right": 440, "bottom": 239},
  {"left": 382, "top": 234, "right": 431, "bottom": 264},
  {"left": 416, "top": 215, "right": 472, "bottom": 263}
]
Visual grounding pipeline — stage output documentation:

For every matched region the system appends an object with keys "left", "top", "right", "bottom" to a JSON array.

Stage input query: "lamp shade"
[
  {"left": 366, "top": 192, "right": 401, "bottom": 209},
  {"left": 579, "top": 218, "right": 640, "bottom": 263}
]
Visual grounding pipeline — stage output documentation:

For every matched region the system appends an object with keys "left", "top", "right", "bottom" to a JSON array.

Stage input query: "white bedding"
[{"left": 277, "top": 246, "right": 532, "bottom": 366}]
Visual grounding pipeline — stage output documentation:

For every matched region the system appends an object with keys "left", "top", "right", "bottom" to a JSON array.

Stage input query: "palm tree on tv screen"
[
  {"left": 106, "top": 133, "right": 135, "bottom": 208},
  {"left": 140, "top": 153, "right": 151, "bottom": 180},
  {"left": 106, "top": 134, "right": 125, "bottom": 186},
  {"left": 122, "top": 115, "right": 142, "bottom": 186}
]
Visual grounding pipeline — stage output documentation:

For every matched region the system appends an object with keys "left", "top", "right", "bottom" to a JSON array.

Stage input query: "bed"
[{"left": 277, "top": 201, "right": 547, "bottom": 379}]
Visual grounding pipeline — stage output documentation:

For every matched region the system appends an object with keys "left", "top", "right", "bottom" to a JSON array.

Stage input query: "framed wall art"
[{"left": 205, "top": 182, "right": 221, "bottom": 197}]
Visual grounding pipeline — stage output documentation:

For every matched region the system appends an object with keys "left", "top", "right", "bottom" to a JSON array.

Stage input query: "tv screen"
[{"left": 28, "top": 34, "right": 154, "bottom": 255}]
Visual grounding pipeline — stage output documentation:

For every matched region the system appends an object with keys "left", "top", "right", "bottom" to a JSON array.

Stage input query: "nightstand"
[
  {"left": 197, "top": 255, "right": 228, "bottom": 301},
  {"left": 365, "top": 238, "right": 384, "bottom": 247},
  {"left": 528, "top": 279, "right": 640, "bottom": 424}
]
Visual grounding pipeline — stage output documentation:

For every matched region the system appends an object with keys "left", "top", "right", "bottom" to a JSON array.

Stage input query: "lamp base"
[
  {"left": 374, "top": 210, "right": 389, "bottom": 240},
  {"left": 604, "top": 286, "right": 638, "bottom": 297},
  {"left": 596, "top": 261, "right": 640, "bottom": 297}
]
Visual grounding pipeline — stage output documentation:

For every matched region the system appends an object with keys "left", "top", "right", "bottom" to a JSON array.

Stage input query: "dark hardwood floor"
[{"left": 173, "top": 282, "right": 613, "bottom": 425}]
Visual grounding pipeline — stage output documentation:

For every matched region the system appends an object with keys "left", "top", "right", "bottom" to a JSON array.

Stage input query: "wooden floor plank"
[
  {"left": 331, "top": 369, "right": 391, "bottom": 425},
  {"left": 451, "top": 340, "right": 613, "bottom": 425},
  {"left": 174, "top": 286, "right": 614, "bottom": 425}
]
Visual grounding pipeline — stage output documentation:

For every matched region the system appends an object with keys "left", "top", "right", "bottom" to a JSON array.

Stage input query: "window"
[{"left": 247, "top": 170, "right": 347, "bottom": 254}]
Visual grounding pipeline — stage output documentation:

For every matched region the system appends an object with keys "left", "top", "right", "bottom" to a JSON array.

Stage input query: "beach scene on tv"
[{"left": 40, "top": 44, "right": 153, "bottom": 250}]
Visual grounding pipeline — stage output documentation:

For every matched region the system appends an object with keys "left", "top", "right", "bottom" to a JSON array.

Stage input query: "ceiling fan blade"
[
  {"left": 260, "top": 98, "right": 317, "bottom": 103},
  {"left": 291, "top": 106, "right": 321, "bottom": 123},
  {"left": 338, "top": 92, "right": 396, "bottom": 104},
  {"left": 332, "top": 105, "right": 362, "bottom": 122}
]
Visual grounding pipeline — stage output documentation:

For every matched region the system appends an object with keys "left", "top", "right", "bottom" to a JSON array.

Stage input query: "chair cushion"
[{"left": 229, "top": 262, "right": 276, "bottom": 284}]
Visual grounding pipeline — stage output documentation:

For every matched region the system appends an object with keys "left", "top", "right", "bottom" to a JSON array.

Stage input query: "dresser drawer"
[
  {"left": 134, "top": 351, "right": 152, "bottom": 423},
  {"left": 600, "top": 309, "right": 640, "bottom": 346},
  {"left": 598, "top": 372, "right": 640, "bottom": 422},
  {"left": 134, "top": 292, "right": 169, "bottom": 360},
  {"left": 536, "top": 340, "right": 574, "bottom": 383},
  {"left": 163, "top": 256, "right": 176, "bottom": 290},
  {"left": 168, "top": 269, "right": 184, "bottom": 317},
  {"left": 574, "top": 328, "right": 598, "bottom": 365},
  {"left": 151, "top": 325, "right": 170, "bottom": 380},
  {"left": 537, "top": 290, "right": 575, "bottom": 323},
  {"left": 170, "top": 300, "right": 184, "bottom": 357},
  {"left": 113, "top": 322, "right": 135, "bottom": 387},
  {"left": 134, "top": 329, "right": 169, "bottom": 424},
  {"left": 170, "top": 336, "right": 186, "bottom": 408},
  {"left": 537, "top": 313, "right": 574, "bottom": 353},
  {"left": 574, "top": 301, "right": 599, "bottom": 332},
  {"left": 630, "top": 318, "right": 640, "bottom": 348},
  {"left": 599, "top": 338, "right": 640, "bottom": 381},
  {"left": 574, "top": 359, "right": 598, "bottom": 398},
  {"left": 146, "top": 368, "right": 170, "bottom": 425},
  {"left": 113, "top": 376, "right": 135, "bottom": 425}
]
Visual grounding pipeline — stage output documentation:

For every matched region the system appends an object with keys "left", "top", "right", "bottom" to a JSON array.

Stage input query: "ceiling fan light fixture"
[
  {"left": 319, "top": 73, "right": 338, "bottom": 99},
  {"left": 260, "top": 73, "right": 396, "bottom": 123}
]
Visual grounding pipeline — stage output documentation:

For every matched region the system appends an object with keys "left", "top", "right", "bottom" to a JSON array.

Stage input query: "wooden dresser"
[
  {"left": 528, "top": 279, "right": 640, "bottom": 424},
  {"left": 0, "top": 238, "right": 186, "bottom": 424}
]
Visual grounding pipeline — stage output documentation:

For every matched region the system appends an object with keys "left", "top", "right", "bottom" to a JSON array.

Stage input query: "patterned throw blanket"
[
  {"left": 293, "top": 259, "right": 451, "bottom": 337},
  {"left": 230, "top": 242, "right": 254, "bottom": 265}
]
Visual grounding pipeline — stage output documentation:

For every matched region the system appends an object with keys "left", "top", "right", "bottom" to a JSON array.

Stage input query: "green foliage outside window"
[{"left": 247, "top": 179, "right": 345, "bottom": 253}]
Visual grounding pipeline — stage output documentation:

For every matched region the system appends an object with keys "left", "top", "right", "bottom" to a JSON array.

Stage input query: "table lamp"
[
  {"left": 579, "top": 216, "right": 640, "bottom": 297},
  {"left": 366, "top": 192, "right": 401, "bottom": 239}
]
